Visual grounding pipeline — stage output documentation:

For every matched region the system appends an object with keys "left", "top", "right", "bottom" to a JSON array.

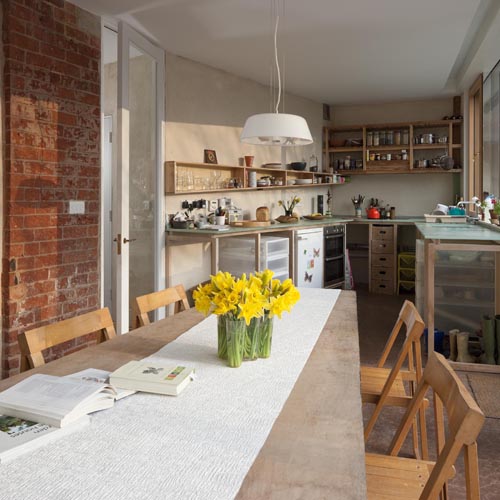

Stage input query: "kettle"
[{"left": 366, "top": 207, "right": 381, "bottom": 219}]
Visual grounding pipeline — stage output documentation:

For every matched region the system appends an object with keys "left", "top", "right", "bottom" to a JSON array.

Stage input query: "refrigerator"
[{"left": 294, "top": 228, "right": 324, "bottom": 288}]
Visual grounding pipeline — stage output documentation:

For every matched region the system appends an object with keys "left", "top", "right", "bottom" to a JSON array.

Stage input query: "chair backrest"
[
  {"left": 19, "top": 308, "right": 117, "bottom": 372},
  {"left": 133, "top": 284, "right": 190, "bottom": 328},
  {"left": 389, "top": 352, "right": 485, "bottom": 499},
  {"left": 377, "top": 299, "right": 424, "bottom": 376},
  {"left": 364, "top": 301, "right": 425, "bottom": 446}
]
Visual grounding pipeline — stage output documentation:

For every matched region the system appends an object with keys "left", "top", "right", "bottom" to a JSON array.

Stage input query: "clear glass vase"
[
  {"left": 225, "top": 317, "right": 246, "bottom": 367},
  {"left": 244, "top": 317, "right": 261, "bottom": 360},
  {"left": 217, "top": 315, "right": 227, "bottom": 360},
  {"left": 259, "top": 314, "right": 274, "bottom": 358}
]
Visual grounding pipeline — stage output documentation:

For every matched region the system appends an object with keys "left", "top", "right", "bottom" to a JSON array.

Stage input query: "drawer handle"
[
  {"left": 379, "top": 271, "right": 387, "bottom": 275},
  {"left": 379, "top": 257, "right": 387, "bottom": 261}
]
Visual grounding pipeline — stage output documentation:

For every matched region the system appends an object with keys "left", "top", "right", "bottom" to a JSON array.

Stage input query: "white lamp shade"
[{"left": 240, "top": 113, "right": 313, "bottom": 146}]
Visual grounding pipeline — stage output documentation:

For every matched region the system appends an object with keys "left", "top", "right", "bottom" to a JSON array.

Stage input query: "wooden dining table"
[{"left": 0, "top": 290, "right": 366, "bottom": 500}]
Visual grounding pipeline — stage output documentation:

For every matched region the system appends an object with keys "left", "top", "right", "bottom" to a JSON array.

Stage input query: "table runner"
[{"left": 1, "top": 288, "right": 340, "bottom": 500}]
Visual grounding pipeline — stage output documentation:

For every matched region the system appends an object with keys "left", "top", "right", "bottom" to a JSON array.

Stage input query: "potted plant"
[{"left": 490, "top": 200, "right": 500, "bottom": 223}]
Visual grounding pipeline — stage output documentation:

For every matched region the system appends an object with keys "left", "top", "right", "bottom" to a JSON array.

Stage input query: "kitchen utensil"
[
  {"left": 289, "top": 162, "right": 306, "bottom": 171},
  {"left": 439, "top": 155, "right": 454, "bottom": 170},
  {"left": 415, "top": 159, "right": 428, "bottom": 168},
  {"left": 422, "top": 133, "right": 434, "bottom": 144},
  {"left": 256, "top": 206, "right": 270, "bottom": 222},
  {"left": 366, "top": 207, "right": 381, "bottom": 219}
]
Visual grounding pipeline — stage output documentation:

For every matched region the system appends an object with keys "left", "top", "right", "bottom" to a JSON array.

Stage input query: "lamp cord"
[{"left": 274, "top": 14, "right": 281, "bottom": 114}]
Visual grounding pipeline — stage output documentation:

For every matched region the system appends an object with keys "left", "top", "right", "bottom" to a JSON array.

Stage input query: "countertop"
[
  {"left": 166, "top": 216, "right": 427, "bottom": 236},
  {"left": 415, "top": 222, "right": 500, "bottom": 242}
]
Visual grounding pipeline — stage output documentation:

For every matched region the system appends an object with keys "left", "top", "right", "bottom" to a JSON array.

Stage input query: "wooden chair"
[
  {"left": 361, "top": 300, "right": 427, "bottom": 458},
  {"left": 133, "top": 284, "right": 190, "bottom": 328},
  {"left": 19, "top": 308, "right": 116, "bottom": 372},
  {"left": 365, "top": 352, "right": 485, "bottom": 499}
]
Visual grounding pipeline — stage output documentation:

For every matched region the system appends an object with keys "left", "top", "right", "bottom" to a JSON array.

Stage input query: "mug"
[{"left": 215, "top": 216, "right": 226, "bottom": 225}]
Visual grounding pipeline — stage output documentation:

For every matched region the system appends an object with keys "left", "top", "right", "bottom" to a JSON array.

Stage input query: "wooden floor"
[{"left": 357, "top": 288, "right": 500, "bottom": 500}]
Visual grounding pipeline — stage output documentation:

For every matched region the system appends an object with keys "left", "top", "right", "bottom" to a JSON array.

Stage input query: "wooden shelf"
[
  {"left": 340, "top": 168, "right": 462, "bottom": 176},
  {"left": 329, "top": 146, "right": 363, "bottom": 153},
  {"left": 413, "top": 144, "right": 450, "bottom": 150},
  {"left": 366, "top": 145, "right": 410, "bottom": 151},
  {"left": 164, "top": 160, "right": 348, "bottom": 194},
  {"left": 323, "top": 119, "right": 463, "bottom": 175}
]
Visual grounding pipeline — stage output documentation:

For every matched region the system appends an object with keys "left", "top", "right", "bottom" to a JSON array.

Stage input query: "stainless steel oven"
[{"left": 324, "top": 225, "right": 345, "bottom": 288}]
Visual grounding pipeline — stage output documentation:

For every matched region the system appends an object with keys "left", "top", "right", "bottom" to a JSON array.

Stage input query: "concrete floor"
[{"left": 357, "top": 288, "right": 500, "bottom": 500}]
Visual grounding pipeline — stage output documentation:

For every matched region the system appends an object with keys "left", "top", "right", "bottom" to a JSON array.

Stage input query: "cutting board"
[{"left": 230, "top": 220, "right": 272, "bottom": 227}]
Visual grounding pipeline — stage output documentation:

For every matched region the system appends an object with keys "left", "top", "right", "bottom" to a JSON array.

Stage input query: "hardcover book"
[
  {"left": 0, "top": 414, "right": 88, "bottom": 463},
  {"left": 0, "top": 374, "right": 116, "bottom": 428},
  {"left": 110, "top": 361, "right": 195, "bottom": 396}
]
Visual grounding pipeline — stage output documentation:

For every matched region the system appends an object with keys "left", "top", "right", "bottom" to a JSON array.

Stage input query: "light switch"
[{"left": 69, "top": 200, "right": 85, "bottom": 214}]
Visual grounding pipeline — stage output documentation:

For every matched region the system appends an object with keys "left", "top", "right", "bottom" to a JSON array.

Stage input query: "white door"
[{"left": 114, "top": 22, "right": 165, "bottom": 333}]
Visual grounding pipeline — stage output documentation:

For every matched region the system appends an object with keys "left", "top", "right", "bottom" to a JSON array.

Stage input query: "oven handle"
[
  {"left": 325, "top": 233, "right": 344, "bottom": 240},
  {"left": 325, "top": 255, "right": 344, "bottom": 262}
]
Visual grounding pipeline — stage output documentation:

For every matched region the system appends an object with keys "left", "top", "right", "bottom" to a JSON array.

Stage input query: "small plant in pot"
[{"left": 490, "top": 200, "right": 500, "bottom": 223}]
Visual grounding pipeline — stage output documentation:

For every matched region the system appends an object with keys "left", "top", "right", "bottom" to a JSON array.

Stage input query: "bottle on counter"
[{"left": 390, "top": 206, "right": 396, "bottom": 219}]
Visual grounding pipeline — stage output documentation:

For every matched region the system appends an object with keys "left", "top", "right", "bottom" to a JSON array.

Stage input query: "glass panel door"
[{"left": 115, "top": 23, "right": 164, "bottom": 333}]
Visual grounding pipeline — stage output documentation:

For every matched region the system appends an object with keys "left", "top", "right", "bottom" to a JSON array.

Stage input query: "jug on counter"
[{"left": 366, "top": 207, "right": 381, "bottom": 219}]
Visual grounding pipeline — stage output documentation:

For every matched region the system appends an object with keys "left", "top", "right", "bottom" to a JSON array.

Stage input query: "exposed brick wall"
[{"left": 1, "top": 0, "right": 101, "bottom": 377}]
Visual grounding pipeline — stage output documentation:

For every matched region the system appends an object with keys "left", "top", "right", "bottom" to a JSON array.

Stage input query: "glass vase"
[
  {"left": 244, "top": 317, "right": 261, "bottom": 360},
  {"left": 225, "top": 317, "right": 246, "bottom": 368},
  {"left": 217, "top": 315, "right": 227, "bottom": 359},
  {"left": 259, "top": 314, "right": 274, "bottom": 358}
]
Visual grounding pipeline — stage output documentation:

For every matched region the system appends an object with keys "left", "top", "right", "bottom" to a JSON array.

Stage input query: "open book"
[
  {"left": 0, "top": 374, "right": 116, "bottom": 428},
  {"left": 0, "top": 414, "right": 88, "bottom": 463},
  {"left": 110, "top": 361, "right": 195, "bottom": 396},
  {"left": 66, "top": 368, "right": 136, "bottom": 401}
]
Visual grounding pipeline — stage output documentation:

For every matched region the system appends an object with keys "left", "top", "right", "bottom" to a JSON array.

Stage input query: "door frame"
[
  {"left": 101, "top": 21, "right": 165, "bottom": 334},
  {"left": 468, "top": 74, "right": 483, "bottom": 200}
]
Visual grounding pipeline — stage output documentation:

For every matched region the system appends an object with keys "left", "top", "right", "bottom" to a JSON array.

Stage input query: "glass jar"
[
  {"left": 373, "top": 131, "right": 379, "bottom": 146},
  {"left": 402, "top": 130, "right": 409, "bottom": 145},
  {"left": 367, "top": 132, "right": 373, "bottom": 146},
  {"left": 401, "top": 150, "right": 408, "bottom": 161},
  {"left": 386, "top": 130, "right": 394, "bottom": 145},
  {"left": 379, "top": 131, "right": 386, "bottom": 145},
  {"left": 394, "top": 130, "right": 401, "bottom": 145}
]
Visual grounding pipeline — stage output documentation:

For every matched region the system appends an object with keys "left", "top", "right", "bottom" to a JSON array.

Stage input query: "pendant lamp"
[{"left": 240, "top": 8, "right": 313, "bottom": 147}]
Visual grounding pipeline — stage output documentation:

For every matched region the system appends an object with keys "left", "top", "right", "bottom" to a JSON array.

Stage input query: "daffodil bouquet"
[
  {"left": 278, "top": 195, "right": 301, "bottom": 216},
  {"left": 193, "top": 270, "right": 300, "bottom": 364}
]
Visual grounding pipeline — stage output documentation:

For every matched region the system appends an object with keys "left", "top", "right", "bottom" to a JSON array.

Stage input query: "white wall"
[
  {"left": 164, "top": 53, "right": 324, "bottom": 289},
  {"left": 329, "top": 99, "right": 458, "bottom": 215}
]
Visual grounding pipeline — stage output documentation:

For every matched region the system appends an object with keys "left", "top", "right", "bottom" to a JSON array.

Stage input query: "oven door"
[
  {"left": 324, "top": 255, "right": 344, "bottom": 288},
  {"left": 325, "top": 233, "right": 344, "bottom": 258}
]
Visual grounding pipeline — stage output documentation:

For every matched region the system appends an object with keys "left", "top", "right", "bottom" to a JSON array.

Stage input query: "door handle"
[
  {"left": 113, "top": 233, "right": 121, "bottom": 255},
  {"left": 123, "top": 237, "right": 137, "bottom": 244}
]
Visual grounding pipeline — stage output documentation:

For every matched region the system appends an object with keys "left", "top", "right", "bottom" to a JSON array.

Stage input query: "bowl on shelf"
[
  {"left": 287, "top": 179, "right": 296, "bottom": 185},
  {"left": 294, "top": 179, "right": 313, "bottom": 185},
  {"left": 289, "top": 162, "right": 306, "bottom": 171}
]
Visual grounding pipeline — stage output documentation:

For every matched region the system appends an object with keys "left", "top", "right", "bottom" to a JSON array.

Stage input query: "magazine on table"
[
  {"left": 66, "top": 368, "right": 136, "bottom": 401},
  {"left": 110, "top": 361, "right": 195, "bottom": 396},
  {"left": 0, "top": 414, "right": 88, "bottom": 463},
  {"left": 0, "top": 374, "right": 116, "bottom": 428}
]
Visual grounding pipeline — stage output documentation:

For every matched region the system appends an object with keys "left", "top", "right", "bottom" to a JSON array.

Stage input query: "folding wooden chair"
[
  {"left": 365, "top": 352, "right": 485, "bottom": 499},
  {"left": 133, "top": 284, "right": 190, "bottom": 328},
  {"left": 361, "top": 300, "right": 427, "bottom": 458},
  {"left": 19, "top": 308, "right": 116, "bottom": 372}
]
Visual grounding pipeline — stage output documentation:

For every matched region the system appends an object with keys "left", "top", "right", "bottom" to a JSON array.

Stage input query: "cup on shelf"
[{"left": 244, "top": 155, "right": 254, "bottom": 167}]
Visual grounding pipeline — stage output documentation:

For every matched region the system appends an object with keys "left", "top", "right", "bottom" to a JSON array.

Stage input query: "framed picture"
[{"left": 204, "top": 149, "right": 218, "bottom": 164}]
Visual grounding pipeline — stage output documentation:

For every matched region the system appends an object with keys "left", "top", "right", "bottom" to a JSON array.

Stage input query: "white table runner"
[{"left": 1, "top": 288, "right": 340, "bottom": 500}]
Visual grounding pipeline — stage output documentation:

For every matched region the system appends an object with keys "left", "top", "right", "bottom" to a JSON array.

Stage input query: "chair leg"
[{"left": 464, "top": 442, "right": 481, "bottom": 500}]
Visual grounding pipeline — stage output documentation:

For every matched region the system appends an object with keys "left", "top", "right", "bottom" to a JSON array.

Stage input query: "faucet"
[{"left": 457, "top": 196, "right": 481, "bottom": 222}]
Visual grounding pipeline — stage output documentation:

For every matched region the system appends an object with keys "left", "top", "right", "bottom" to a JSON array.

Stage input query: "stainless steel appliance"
[{"left": 324, "top": 225, "right": 346, "bottom": 288}]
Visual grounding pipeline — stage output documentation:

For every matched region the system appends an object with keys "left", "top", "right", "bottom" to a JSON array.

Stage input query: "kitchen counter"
[
  {"left": 416, "top": 222, "right": 500, "bottom": 241},
  {"left": 166, "top": 217, "right": 353, "bottom": 235}
]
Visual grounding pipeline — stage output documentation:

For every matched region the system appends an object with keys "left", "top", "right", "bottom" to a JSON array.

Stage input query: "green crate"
[
  {"left": 398, "top": 252, "right": 415, "bottom": 269},
  {"left": 399, "top": 280, "right": 415, "bottom": 293},
  {"left": 399, "top": 268, "right": 415, "bottom": 281}
]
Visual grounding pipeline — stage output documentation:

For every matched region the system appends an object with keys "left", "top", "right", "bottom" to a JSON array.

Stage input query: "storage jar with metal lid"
[
  {"left": 386, "top": 131, "right": 394, "bottom": 145},
  {"left": 402, "top": 130, "right": 409, "bottom": 144},
  {"left": 367, "top": 131, "right": 373, "bottom": 146},
  {"left": 394, "top": 130, "right": 401, "bottom": 145},
  {"left": 373, "top": 131, "right": 379, "bottom": 146}
]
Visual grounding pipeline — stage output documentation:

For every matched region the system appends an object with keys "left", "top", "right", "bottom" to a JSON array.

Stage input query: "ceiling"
[{"left": 75, "top": 0, "right": 490, "bottom": 105}]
